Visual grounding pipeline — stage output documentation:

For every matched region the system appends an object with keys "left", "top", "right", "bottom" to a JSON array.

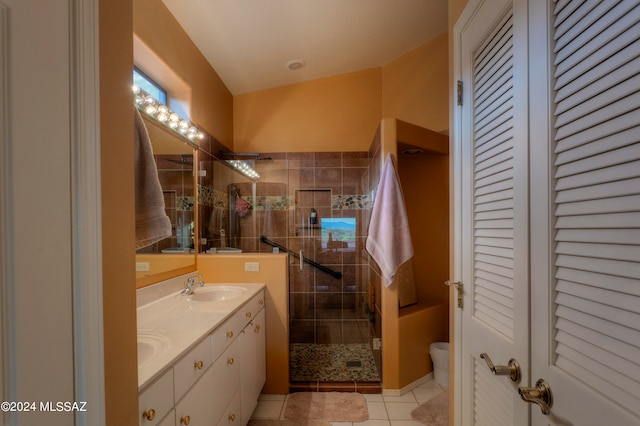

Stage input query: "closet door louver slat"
[
  {"left": 552, "top": 0, "right": 640, "bottom": 416},
  {"left": 473, "top": 356, "right": 514, "bottom": 426},
  {"left": 472, "top": 9, "right": 516, "bottom": 340}
]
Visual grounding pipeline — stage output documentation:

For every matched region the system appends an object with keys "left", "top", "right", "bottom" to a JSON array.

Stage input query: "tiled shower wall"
[{"left": 229, "top": 152, "right": 375, "bottom": 345}]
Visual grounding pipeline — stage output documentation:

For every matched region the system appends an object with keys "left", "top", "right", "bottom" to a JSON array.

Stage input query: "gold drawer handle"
[
  {"left": 227, "top": 357, "right": 235, "bottom": 365},
  {"left": 229, "top": 413, "right": 236, "bottom": 421},
  {"left": 194, "top": 360, "right": 204, "bottom": 370},
  {"left": 227, "top": 330, "right": 233, "bottom": 338},
  {"left": 180, "top": 415, "right": 191, "bottom": 425},
  {"left": 246, "top": 311, "right": 252, "bottom": 318},
  {"left": 254, "top": 324, "right": 261, "bottom": 333},
  {"left": 259, "top": 299, "right": 264, "bottom": 305},
  {"left": 142, "top": 408, "right": 156, "bottom": 421}
]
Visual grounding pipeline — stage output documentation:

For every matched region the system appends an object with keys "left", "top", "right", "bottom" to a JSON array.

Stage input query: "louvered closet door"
[
  {"left": 454, "top": 0, "right": 529, "bottom": 423},
  {"left": 529, "top": 0, "right": 640, "bottom": 424}
]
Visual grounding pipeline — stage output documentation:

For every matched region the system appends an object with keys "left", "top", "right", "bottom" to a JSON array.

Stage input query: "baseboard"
[
  {"left": 290, "top": 381, "right": 382, "bottom": 394},
  {"left": 382, "top": 372, "right": 434, "bottom": 397}
]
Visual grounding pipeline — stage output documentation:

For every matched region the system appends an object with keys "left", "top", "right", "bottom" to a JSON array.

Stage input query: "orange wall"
[
  {"left": 398, "top": 153, "right": 449, "bottom": 304},
  {"left": 100, "top": 0, "right": 138, "bottom": 424},
  {"left": 133, "top": 0, "right": 234, "bottom": 147},
  {"left": 197, "top": 254, "right": 290, "bottom": 394},
  {"left": 234, "top": 68, "right": 382, "bottom": 152},
  {"left": 382, "top": 32, "right": 449, "bottom": 133},
  {"left": 234, "top": 34, "right": 449, "bottom": 153}
]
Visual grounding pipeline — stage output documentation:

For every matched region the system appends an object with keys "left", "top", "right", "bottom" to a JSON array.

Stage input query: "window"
[{"left": 133, "top": 67, "right": 167, "bottom": 105}]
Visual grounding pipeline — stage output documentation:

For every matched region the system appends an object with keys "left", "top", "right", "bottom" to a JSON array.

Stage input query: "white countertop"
[{"left": 137, "top": 282, "right": 265, "bottom": 390}]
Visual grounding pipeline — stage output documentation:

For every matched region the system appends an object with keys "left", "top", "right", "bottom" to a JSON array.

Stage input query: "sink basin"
[
  {"left": 207, "top": 247, "right": 242, "bottom": 253},
  {"left": 187, "top": 285, "right": 247, "bottom": 303},
  {"left": 137, "top": 332, "right": 170, "bottom": 365},
  {"left": 161, "top": 247, "right": 193, "bottom": 254}
]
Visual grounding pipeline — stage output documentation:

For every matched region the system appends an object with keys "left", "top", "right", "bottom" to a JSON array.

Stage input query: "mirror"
[
  {"left": 135, "top": 111, "right": 198, "bottom": 288},
  {"left": 196, "top": 151, "right": 257, "bottom": 254}
]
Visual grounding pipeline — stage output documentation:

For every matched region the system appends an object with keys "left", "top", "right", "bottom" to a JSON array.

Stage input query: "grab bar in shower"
[{"left": 260, "top": 235, "right": 343, "bottom": 279}]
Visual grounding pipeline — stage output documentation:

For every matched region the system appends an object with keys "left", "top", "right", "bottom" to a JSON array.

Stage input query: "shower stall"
[{"left": 207, "top": 152, "right": 380, "bottom": 390}]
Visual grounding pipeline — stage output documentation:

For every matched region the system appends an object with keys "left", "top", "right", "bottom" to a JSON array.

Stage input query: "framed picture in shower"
[{"left": 320, "top": 218, "right": 356, "bottom": 252}]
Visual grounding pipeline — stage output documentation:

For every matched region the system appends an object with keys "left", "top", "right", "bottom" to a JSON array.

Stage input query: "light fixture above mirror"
[{"left": 133, "top": 85, "right": 204, "bottom": 145}]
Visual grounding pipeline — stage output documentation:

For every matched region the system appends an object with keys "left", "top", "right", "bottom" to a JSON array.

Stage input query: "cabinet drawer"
[
  {"left": 243, "top": 290, "right": 265, "bottom": 324},
  {"left": 156, "top": 409, "right": 175, "bottom": 426},
  {"left": 216, "top": 390, "right": 241, "bottom": 426},
  {"left": 175, "top": 367, "right": 215, "bottom": 426},
  {"left": 173, "top": 338, "right": 212, "bottom": 402},
  {"left": 211, "top": 310, "right": 244, "bottom": 361},
  {"left": 139, "top": 369, "right": 174, "bottom": 426},
  {"left": 212, "top": 339, "right": 240, "bottom": 423}
]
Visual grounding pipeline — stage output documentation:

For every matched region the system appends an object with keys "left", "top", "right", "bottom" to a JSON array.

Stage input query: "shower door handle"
[{"left": 299, "top": 250, "right": 304, "bottom": 271}]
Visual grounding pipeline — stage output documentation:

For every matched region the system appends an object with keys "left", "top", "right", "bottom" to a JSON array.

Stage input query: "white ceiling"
[{"left": 161, "top": 0, "right": 449, "bottom": 95}]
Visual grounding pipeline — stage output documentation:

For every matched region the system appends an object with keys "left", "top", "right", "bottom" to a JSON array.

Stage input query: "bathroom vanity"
[{"left": 137, "top": 278, "right": 266, "bottom": 426}]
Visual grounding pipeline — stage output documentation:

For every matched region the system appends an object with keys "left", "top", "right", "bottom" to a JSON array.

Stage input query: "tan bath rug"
[
  {"left": 248, "top": 420, "right": 330, "bottom": 426},
  {"left": 411, "top": 390, "right": 449, "bottom": 425},
  {"left": 282, "top": 391, "right": 368, "bottom": 422}
]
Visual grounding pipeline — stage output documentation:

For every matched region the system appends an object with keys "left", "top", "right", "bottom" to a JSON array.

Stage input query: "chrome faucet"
[{"left": 181, "top": 275, "right": 204, "bottom": 296}]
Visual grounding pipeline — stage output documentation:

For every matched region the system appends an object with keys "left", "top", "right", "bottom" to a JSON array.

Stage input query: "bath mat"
[
  {"left": 411, "top": 391, "right": 449, "bottom": 425},
  {"left": 248, "top": 420, "right": 330, "bottom": 426},
  {"left": 283, "top": 392, "right": 368, "bottom": 422}
]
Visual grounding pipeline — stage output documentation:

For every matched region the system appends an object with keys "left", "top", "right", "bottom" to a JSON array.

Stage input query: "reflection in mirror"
[
  {"left": 135, "top": 108, "right": 197, "bottom": 287},
  {"left": 197, "top": 152, "right": 255, "bottom": 254},
  {"left": 196, "top": 154, "right": 292, "bottom": 254}
]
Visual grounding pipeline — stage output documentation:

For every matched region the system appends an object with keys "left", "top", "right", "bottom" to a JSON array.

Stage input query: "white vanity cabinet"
[
  {"left": 138, "top": 285, "right": 266, "bottom": 426},
  {"left": 240, "top": 308, "right": 266, "bottom": 425},
  {"left": 175, "top": 366, "right": 216, "bottom": 425},
  {"left": 173, "top": 337, "right": 212, "bottom": 402},
  {"left": 156, "top": 409, "right": 176, "bottom": 426},
  {"left": 211, "top": 338, "right": 241, "bottom": 423},
  {"left": 210, "top": 290, "right": 265, "bottom": 425},
  {"left": 217, "top": 390, "right": 241, "bottom": 426},
  {"left": 139, "top": 369, "right": 174, "bottom": 426}
]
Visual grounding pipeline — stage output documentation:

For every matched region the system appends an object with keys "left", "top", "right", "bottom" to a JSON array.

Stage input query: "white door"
[
  {"left": 529, "top": 1, "right": 640, "bottom": 424},
  {"left": 453, "top": 0, "right": 530, "bottom": 424},
  {"left": 456, "top": 0, "right": 640, "bottom": 424},
  {"left": 1, "top": 1, "right": 103, "bottom": 425}
]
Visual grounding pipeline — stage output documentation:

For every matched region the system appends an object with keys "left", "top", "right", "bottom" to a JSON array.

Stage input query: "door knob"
[
  {"left": 480, "top": 353, "right": 521, "bottom": 382},
  {"left": 519, "top": 379, "right": 553, "bottom": 415}
]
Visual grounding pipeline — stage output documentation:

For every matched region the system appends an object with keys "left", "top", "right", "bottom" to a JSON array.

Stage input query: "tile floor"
[{"left": 251, "top": 378, "right": 448, "bottom": 425}]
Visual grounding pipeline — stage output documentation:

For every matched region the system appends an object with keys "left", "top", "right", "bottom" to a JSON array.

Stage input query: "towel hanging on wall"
[
  {"left": 366, "top": 153, "right": 414, "bottom": 287},
  {"left": 134, "top": 108, "right": 172, "bottom": 249}
]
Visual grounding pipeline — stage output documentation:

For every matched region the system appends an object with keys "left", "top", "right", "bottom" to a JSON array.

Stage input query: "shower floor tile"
[{"left": 290, "top": 343, "right": 381, "bottom": 382}]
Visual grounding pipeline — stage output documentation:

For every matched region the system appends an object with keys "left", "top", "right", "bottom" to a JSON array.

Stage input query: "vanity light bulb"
[
  {"left": 158, "top": 105, "right": 169, "bottom": 115},
  {"left": 157, "top": 112, "right": 169, "bottom": 122},
  {"left": 132, "top": 84, "right": 140, "bottom": 94},
  {"left": 169, "top": 121, "right": 179, "bottom": 129},
  {"left": 169, "top": 113, "right": 180, "bottom": 122},
  {"left": 145, "top": 104, "right": 158, "bottom": 115}
]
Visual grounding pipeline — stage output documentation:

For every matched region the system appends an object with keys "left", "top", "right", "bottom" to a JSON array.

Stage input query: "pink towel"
[
  {"left": 366, "top": 154, "right": 414, "bottom": 286},
  {"left": 236, "top": 197, "right": 252, "bottom": 217}
]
